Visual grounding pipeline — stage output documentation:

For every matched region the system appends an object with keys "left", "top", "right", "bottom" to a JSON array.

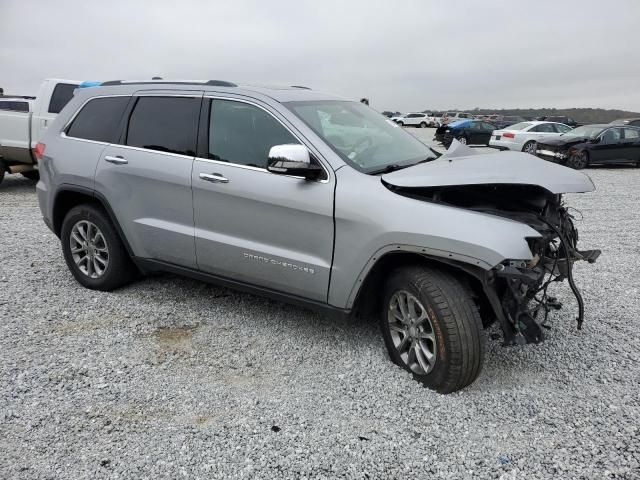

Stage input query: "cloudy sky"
[{"left": 2, "top": 0, "right": 639, "bottom": 112}]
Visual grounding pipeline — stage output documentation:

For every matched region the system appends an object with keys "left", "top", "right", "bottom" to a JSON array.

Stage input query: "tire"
[
  {"left": 381, "top": 266, "right": 484, "bottom": 394},
  {"left": 522, "top": 140, "right": 537, "bottom": 154},
  {"left": 457, "top": 136, "right": 468, "bottom": 145},
  {"left": 567, "top": 150, "right": 589, "bottom": 169},
  {"left": 420, "top": 122, "right": 427, "bottom": 128},
  {"left": 61, "top": 204, "right": 136, "bottom": 291},
  {"left": 398, "top": 121, "right": 404, "bottom": 127},
  {"left": 21, "top": 170, "right": 40, "bottom": 181}
]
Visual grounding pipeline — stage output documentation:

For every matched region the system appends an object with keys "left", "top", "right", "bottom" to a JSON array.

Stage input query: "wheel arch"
[
  {"left": 52, "top": 186, "right": 135, "bottom": 257},
  {"left": 350, "top": 250, "right": 497, "bottom": 328}
]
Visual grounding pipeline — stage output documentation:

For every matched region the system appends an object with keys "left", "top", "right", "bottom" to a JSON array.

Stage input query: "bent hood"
[{"left": 382, "top": 141, "right": 595, "bottom": 194}]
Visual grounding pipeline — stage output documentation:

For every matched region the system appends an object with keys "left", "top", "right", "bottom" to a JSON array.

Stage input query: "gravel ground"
[{"left": 1, "top": 133, "right": 639, "bottom": 479}]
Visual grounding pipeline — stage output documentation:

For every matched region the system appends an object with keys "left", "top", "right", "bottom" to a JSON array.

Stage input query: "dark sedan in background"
[
  {"left": 535, "top": 124, "right": 640, "bottom": 169},
  {"left": 435, "top": 119, "right": 496, "bottom": 146}
]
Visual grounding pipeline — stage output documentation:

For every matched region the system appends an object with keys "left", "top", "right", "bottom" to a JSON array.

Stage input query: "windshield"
[
  {"left": 562, "top": 125, "right": 604, "bottom": 138},
  {"left": 285, "top": 100, "right": 438, "bottom": 173}
]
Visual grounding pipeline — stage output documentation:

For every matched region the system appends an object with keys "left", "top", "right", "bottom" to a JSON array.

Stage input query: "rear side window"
[
  {"left": 125, "top": 97, "right": 200, "bottom": 156},
  {"left": 48, "top": 83, "right": 77, "bottom": 114},
  {"left": 66, "top": 97, "right": 130, "bottom": 142},
  {"left": 209, "top": 99, "right": 299, "bottom": 168},
  {"left": 0, "top": 101, "right": 29, "bottom": 112}
]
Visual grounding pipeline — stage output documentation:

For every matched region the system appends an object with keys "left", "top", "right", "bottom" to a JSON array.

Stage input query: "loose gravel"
[{"left": 1, "top": 133, "right": 639, "bottom": 479}]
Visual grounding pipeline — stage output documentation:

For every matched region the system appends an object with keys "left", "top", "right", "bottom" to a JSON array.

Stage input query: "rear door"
[
  {"left": 192, "top": 97, "right": 334, "bottom": 301},
  {"left": 620, "top": 128, "right": 640, "bottom": 163},
  {"left": 94, "top": 93, "right": 202, "bottom": 268}
]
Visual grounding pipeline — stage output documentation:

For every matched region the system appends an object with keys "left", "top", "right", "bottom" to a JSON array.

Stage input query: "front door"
[
  {"left": 93, "top": 93, "right": 202, "bottom": 268},
  {"left": 192, "top": 98, "right": 334, "bottom": 302},
  {"left": 591, "top": 127, "right": 623, "bottom": 164}
]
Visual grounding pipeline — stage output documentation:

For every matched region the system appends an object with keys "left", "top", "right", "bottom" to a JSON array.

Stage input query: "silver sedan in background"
[{"left": 490, "top": 121, "right": 572, "bottom": 154}]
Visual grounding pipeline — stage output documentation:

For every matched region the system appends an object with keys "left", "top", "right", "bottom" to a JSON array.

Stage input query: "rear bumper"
[{"left": 489, "top": 138, "right": 519, "bottom": 151}]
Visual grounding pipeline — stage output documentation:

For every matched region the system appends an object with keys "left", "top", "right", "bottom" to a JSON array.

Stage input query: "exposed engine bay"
[{"left": 385, "top": 181, "right": 601, "bottom": 344}]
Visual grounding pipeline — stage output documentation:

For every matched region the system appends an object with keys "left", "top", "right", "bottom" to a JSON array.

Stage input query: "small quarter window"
[{"left": 66, "top": 97, "right": 130, "bottom": 142}]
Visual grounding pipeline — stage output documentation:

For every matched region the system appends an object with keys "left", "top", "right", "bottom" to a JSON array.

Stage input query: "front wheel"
[
  {"left": 61, "top": 204, "right": 136, "bottom": 291},
  {"left": 567, "top": 151, "right": 589, "bottom": 169},
  {"left": 398, "top": 121, "right": 404, "bottom": 127},
  {"left": 420, "top": 122, "right": 427, "bottom": 128},
  {"left": 381, "top": 266, "right": 485, "bottom": 394}
]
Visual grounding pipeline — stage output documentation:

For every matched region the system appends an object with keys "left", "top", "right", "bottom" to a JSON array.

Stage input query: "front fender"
[{"left": 328, "top": 167, "right": 540, "bottom": 308}]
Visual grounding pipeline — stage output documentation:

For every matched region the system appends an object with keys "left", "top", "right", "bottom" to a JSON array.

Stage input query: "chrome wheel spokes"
[
  {"left": 70, "top": 220, "right": 109, "bottom": 279},
  {"left": 387, "top": 290, "right": 437, "bottom": 375}
]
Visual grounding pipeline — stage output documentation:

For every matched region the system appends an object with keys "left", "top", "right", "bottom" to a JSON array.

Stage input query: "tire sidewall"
[
  {"left": 381, "top": 273, "right": 452, "bottom": 389},
  {"left": 60, "top": 205, "right": 124, "bottom": 290},
  {"left": 522, "top": 141, "right": 536, "bottom": 154}
]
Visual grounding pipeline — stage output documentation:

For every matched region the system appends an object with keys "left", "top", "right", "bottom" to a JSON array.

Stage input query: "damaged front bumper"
[{"left": 487, "top": 210, "right": 601, "bottom": 345}]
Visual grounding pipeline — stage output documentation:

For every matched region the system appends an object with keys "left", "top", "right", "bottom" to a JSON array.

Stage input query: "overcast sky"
[{"left": 2, "top": 0, "right": 639, "bottom": 112}]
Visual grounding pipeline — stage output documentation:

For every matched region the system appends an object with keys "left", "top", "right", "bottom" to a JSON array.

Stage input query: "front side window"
[
  {"left": 66, "top": 97, "right": 130, "bottom": 142},
  {"left": 286, "top": 100, "right": 438, "bottom": 173},
  {"left": 126, "top": 96, "right": 199, "bottom": 156},
  {"left": 599, "top": 128, "right": 622, "bottom": 144},
  {"left": 48, "top": 83, "right": 77, "bottom": 114},
  {"left": 209, "top": 99, "right": 299, "bottom": 168}
]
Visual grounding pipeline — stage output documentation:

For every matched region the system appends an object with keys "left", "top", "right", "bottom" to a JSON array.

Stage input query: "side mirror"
[{"left": 267, "top": 144, "right": 323, "bottom": 180}]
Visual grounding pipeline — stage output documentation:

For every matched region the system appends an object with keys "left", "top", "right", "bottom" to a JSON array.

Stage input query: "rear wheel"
[
  {"left": 21, "top": 170, "right": 40, "bottom": 181},
  {"left": 61, "top": 204, "right": 136, "bottom": 291},
  {"left": 457, "top": 136, "right": 468, "bottom": 145},
  {"left": 380, "top": 266, "right": 485, "bottom": 394},
  {"left": 398, "top": 121, "right": 404, "bottom": 127},
  {"left": 567, "top": 150, "right": 589, "bottom": 169},
  {"left": 522, "top": 140, "right": 537, "bottom": 154}
]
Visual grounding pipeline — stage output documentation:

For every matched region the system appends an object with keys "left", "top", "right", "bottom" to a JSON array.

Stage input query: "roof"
[{"left": 80, "top": 79, "right": 344, "bottom": 103}]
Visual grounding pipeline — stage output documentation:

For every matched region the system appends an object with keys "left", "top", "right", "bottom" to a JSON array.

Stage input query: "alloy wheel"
[
  {"left": 70, "top": 220, "right": 110, "bottom": 279},
  {"left": 387, "top": 290, "right": 437, "bottom": 375},
  {"left": 570, "top": 152, "right": 588, "bottom": 169},
  {"left": 458, "top": 136, "right": 467, "bottom": 145},
  {"left": 524, "top": 141, "right": 537, "bottom": 154}
]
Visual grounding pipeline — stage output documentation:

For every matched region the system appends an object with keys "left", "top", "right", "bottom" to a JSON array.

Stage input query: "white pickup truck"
[{"left": 0, "top": 79, "right": 81, "bottom": 184}]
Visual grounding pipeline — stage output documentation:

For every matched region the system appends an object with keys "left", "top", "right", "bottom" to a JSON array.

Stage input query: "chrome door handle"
[
  {"left": 104, "top": 155, "right": 128, "bottom": 165},
  {"left": 199, "top": 173, "right": 229, "bottom": 183}
]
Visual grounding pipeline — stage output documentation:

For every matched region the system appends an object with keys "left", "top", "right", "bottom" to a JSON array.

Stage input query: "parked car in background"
[
  {"left": 390, "top": 113, "right": 404, "bottom": 123},
  {"left": 490, "top": 121, "right": 572, "bottom": 153},
  {"left": 440, "top": 111, "right": 473, "bottom": 125},
  {"left": 36, "top": 79, "right": 599, "bottom": 393},
  {"left": 492, "top": 116, "right": 527, "bottom": 130},
  {"left": 609, "top": 117, "right": 640, "bottom": 127},
  {"left": 0, "top": 78, "right": 81, "bottom": 184},
  {"left": 536, "top": 115, "right": 580, "bottom": 128},
  {"left": 425, "top": 112, "right": 441, "bottom": 127},
  {"left": 535, "top": 124, "right": 640, "bottom": 169},
  {"left": 436, "top": 119, "right": 496, "bottom": 146},
  {"left": 395, "top": 112, "right": 431, "bottom": 127}
]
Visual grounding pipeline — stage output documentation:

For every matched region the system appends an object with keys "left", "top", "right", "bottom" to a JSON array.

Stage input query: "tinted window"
[
  {"left": 126, "top": 97, "right": 199, "bottom": 156},
  {"left": 66, "top": 97, "right": 129, "bottom": 142},
  {"left": 623, "top": 128, "right": 639, "bottom": 139},
  {"left": 0, "top": 101, "right": 29, "bottom": 112},
  {"left": 48, "top": 83, "right": 77, "bottom": 114},
  {"left": 600, "top": 128, "right": 622, "bottom": 144},
  {"left": 209, "top": 99, "right": 298, "bottom": 168}
]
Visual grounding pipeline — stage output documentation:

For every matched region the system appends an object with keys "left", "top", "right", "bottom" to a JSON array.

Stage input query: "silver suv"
[{"left": 36, "top": 80, "right": 600, "bottom": 393}]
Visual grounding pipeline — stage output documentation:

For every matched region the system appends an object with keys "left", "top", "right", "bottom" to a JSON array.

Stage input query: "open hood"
[{"left": 382, "top": 141, "right": 595, "bottom": 194}]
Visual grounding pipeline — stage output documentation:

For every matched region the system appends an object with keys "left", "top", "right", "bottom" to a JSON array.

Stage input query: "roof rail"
[
  {"left": 290, "top": 85, "right": 311, "bottom": 90},
  {"left": 100, "top": 79, "right": 237, "bottom": 87}
]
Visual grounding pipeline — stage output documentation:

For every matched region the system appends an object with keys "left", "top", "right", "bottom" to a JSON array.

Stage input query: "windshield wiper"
[{"left": 371, "top": 157, "right": 435, "bottom": 175}]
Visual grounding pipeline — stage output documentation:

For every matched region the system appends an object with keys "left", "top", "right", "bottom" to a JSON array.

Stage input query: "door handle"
[
  {"left": 199, "top": 173, "right": 229, "bottom": 183},
  {"left": 104, "top": 155, "right": 128, "bottom": 165}
]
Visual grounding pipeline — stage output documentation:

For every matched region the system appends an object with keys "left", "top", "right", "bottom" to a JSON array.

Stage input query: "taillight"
[
  {"left": 34, "top": 142, "right": 46, "bottom": 160},
  {"left": 503, "top": 132, "right": 515, "bottom": 138}
]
